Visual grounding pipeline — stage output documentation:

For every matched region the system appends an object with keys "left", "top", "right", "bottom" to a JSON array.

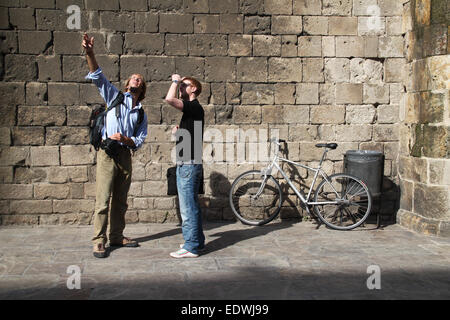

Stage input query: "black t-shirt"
[{"left": 176, "top": 99, "right": 204, "bottom": 162}]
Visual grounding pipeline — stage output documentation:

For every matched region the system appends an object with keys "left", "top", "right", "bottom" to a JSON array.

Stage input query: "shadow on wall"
[{"left": 368, "top": 177, "right": 401, "bottom": 227}]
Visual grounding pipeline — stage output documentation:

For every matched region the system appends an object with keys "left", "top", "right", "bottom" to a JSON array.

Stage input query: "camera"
[{"left": 101, "top": 138, "right": 122, "bottom": 159}]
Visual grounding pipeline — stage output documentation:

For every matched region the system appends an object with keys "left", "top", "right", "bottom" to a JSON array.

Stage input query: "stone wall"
[
  {"left": 397, "top": 0, "right": 450, "bottom": 236},
  {"left": 0, "top": 0, "right": 405, "bottom": 226}
]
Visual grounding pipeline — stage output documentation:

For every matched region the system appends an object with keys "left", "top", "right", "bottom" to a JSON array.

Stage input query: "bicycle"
[{"left": 229, "top": 139, "right": 372, "bottom": 230}]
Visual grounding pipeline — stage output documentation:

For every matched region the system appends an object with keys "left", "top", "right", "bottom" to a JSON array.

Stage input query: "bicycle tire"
[
  {"left": 229, "top": 170, "right": 283, "bottom": 226},
  {"left": 313, "top": 173, "right": 372, "bottom": 230}
]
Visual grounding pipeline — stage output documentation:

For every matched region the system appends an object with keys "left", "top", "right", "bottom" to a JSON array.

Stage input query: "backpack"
[{"left": 89, "top": 91, "right": 144, "bottom": 151}]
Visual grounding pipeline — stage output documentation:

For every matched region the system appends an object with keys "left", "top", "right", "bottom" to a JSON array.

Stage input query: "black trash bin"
[{"left": 343, "top": 150, "right": 384, "bottom": 198}]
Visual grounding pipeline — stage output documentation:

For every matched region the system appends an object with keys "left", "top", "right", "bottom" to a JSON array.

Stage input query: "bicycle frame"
[{"left": 256, "top": 141, "right": 340, "bottom": 206}]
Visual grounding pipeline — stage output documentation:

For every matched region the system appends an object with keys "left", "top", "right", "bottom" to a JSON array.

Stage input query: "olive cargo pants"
[{"left": 92, "top": 148, "right": 132, "bottom": 245}]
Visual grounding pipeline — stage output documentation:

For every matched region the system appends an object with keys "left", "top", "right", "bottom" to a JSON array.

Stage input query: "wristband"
[{"left": 172, "top": 80, "right": 178, "bottom": 84}]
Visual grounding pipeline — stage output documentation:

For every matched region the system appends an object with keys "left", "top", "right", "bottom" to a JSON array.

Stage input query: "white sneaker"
[
  {"left": 179, "top": 244, "right": 206, "bottom": 252},
  {"left": 170, "top": 248, "right": 199, "bottom": 258}
]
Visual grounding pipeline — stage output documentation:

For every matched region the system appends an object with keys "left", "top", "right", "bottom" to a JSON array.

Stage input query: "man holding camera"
[
  {"left": 165, "top": 74, "right": 205, "bottom": 258},
  {"left": 82, "top": 33, "right": 148, "bottom": 258}
]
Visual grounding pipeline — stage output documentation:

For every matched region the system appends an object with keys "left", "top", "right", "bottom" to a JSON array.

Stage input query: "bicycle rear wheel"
[
  {"left": 313, "top": 173, "right": 372, "bottom": 230},
  {"left": 229, "top": 170, "right": 283, "bottom": 226}
]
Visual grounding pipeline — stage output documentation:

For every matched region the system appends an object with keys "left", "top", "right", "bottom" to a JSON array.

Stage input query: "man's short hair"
[
  {"left": 124, "top": 74, "right": 146, "bottom": 102},
  {"left": 183, "top": 77, "right": 202, "bottom": 97}
]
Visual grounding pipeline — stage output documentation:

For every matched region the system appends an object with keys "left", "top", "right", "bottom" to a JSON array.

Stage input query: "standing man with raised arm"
[
  {"left": 165, "top": 74, "right": 205, "bottom": 258},
  {"left": 82, "top": 33, "right": 148, "bottom": 258}
]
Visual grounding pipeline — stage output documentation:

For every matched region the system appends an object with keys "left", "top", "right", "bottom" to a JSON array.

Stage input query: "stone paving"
[{"left": 0, "top": 220, "right": 449, "bottom": 300}]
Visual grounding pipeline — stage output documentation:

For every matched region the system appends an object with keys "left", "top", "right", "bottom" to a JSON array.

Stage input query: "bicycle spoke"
[{"left": 313, "top": 173, "right": 372, "bottom": 230}]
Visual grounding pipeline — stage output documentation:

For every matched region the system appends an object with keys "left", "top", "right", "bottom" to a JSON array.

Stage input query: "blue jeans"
[{"left": 177, "top": 164, "right": 205, "bottom": 254}]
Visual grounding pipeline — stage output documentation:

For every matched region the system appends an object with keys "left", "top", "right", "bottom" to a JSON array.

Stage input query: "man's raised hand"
[{"left": 82, "top": 33, "right": 94, "bottom": 54}]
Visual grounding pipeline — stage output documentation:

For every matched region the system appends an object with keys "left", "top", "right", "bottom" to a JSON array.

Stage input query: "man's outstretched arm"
[{"left": 82, "top": 33, "right": 99, "bottom": 73}]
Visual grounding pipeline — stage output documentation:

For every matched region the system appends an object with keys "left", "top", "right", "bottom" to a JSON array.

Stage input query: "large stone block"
[
  {"left": 350, "top": 58, "right": 383, "bottom": 83},
  {"left": 373, "top": 124, "right": 399, "bottom": 142},
  {"left": 146, "top": 56, "right": 175, "bottom": 81},
  {"left": 165, "top": 34, "right": 188, "bottom": 56},
  {"left": 0, "top": 184, "right": 33, "bottom": 200},
  {"left": 60, "top": 145, "right": 95, "bottom": 165},
  {"left": 160, "top": 13, "right": 193, "bottom": 33},
  {"left": 244, "top": 16, "right": 271, "bottom": 34},
  {"left": 363, "top": 84, "right": 390, "bottom": 104},
  {"left": 183, "top": 0, "right": 209, "bottom": 13},
  {"left": 30, "top": 146, "right": 60, "bottom": 166},
  {"left": 9, "top": 8, "right": 35, "bottom": 30},
  {"left": 329, "top": 17, "right": 357, "bottom": 35},
  {"left": 334, "top": 124, "right": 372, "bottom": 141},
  {"left": 18, "top": 31, "right": 52, "bottom": 54},
  {"left": 48, "top": 83, "right": 79, "bottom": 106},
  {"left": 194, "top": 15, "right": 220, "bottom": 34},
  {"left": 205, "top": 57, "right": 236, "bottom": 82},
  {"left": 53, "top": 199, "right": 95, "bottom": 213},
  {"left": 5, "top": 54, "right": 37, "bottom": 81},
  {"left": 119, "top": 0, "right": 148, "bottom": 11},
  {"left": 324, "top": 58, "right": 350, "bottom": 82},
  {"left": 296, "top": 83, "right": 319, "bottom": 104},
  {"left": 37, "top": 55, "right": 62, "bottom": 81},
  {"left": 274, "top": 83, "right": 295, "bottom": 104},
  {"left": 219, "top": 14, "right": 243, "bottom": 34},
  {"left": 188, "top": 34, "right": 227, "bottom": 56},
  {"left": 310, "top": 105, "right": 345, "bottom": 124},
  {"left": 45, "top": 127, "right": 89, "bottom": 145},
  {"left": 336, "top": 36, "right": 365, "bottom": 57},
  {"left": 264, "top": 0, "right": 292, "bottom": 14},
  {"left": 100, "top": 12, "right": 134, "bottom": 32},
  {"left": 237, "top": 57, "right": 267, "bottom": 82},
  {"left": 303, "top": 58, "right": 324, "bottom": 83},
  {"left": 429, "top": 159, "right": 450, "bottom": 185},
  {"left": 303, "top": 16, "right": 328, "bottom": 35},
  {"left": 241, "top": 84, "right": 274, "bottom": 105},
  {"left": 272, "top": 16, "right": 303, "bottom": 35},
  {"left": 0, "top": 82, "right": 25, "bottom": 106},
  {"left": 124, "top": 33, "right": 164, "bottom": 55},
  {"left": 233, "top": 105, "right": 262, "bottom": 124},
  {"left": 268, "top": 58, "right": 302, "bottom": 82},
  {"left": 120, "top": 55, "right": 147, "bottom": 81},
  {"left": 346, "top": 105, "right": 376, "bottom": 124},
  {"left": 12, "top": 127, "right": 44, "bottom": 146},
  {"left": 10, "top": 200, "right": 53, "bottom": 214},
  {"left": 283, "top": 105, "right": 309, "bottom": 124},
  {"left": 335, "top": 83, "right": 363, "bottom": 104},
  {"left": 34, "top": 184, "right": 70, "bottom": 199},
  {"left": 293, "top": 0, "right": 321, "bottom": 15},
  {"left": 0, "top": 147, "right": 30, "bottom": 166},
  {"left": 26, "top": 82, "right": 47, "bottom": 105},
  {"left": 322, "top": 0, "right": 352, "bottom": 15},
  {"left": 298, "top": 36, "right": 322, "bottom": 57},
  {"left": 54, "top": 32, "right": 83, "bottom": 54},
  {"left": 379, "top": 36, "right": 404, "bottom": 57},
  {"left": 414, "top": 183, "right": 449, "bottom": 219},
  {"left": 228, "top": 35, "right": 252, "bottom": 56},
  {"left": 85, "top": 0, "right": 119, "bottom": 10},
  {"left": 253, "top": 35, "right": 281, "bottom": 56}
]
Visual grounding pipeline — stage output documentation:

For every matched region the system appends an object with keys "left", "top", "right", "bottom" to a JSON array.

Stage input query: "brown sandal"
[
  {"left": 93, "top": 243, "right": 107, "bottom": 258},
  {"left": 110, "top": 237, "right": 139, "bottom": 248}
]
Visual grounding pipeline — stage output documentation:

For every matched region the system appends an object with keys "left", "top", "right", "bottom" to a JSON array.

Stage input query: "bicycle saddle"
[{"left": 315, "top": 143, "right": 338, "bottom": 149}]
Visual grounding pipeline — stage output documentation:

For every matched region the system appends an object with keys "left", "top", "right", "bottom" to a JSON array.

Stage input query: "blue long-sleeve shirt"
[{"left": 85, "top": 68, "right": 147, "bottom": 150}]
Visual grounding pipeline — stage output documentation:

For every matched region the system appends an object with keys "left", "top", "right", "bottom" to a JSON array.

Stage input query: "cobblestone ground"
[{"left": 0, "top": 221, "right": 449, "bottom": 300}]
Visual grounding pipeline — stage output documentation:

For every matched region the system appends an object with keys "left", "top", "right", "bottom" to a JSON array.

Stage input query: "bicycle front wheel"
[
  {"left": 313, "top": 173, "right": 372, "bottom": 230},
  {"left": 229, "top": 170, "right": 283, "bottom": 226}
]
